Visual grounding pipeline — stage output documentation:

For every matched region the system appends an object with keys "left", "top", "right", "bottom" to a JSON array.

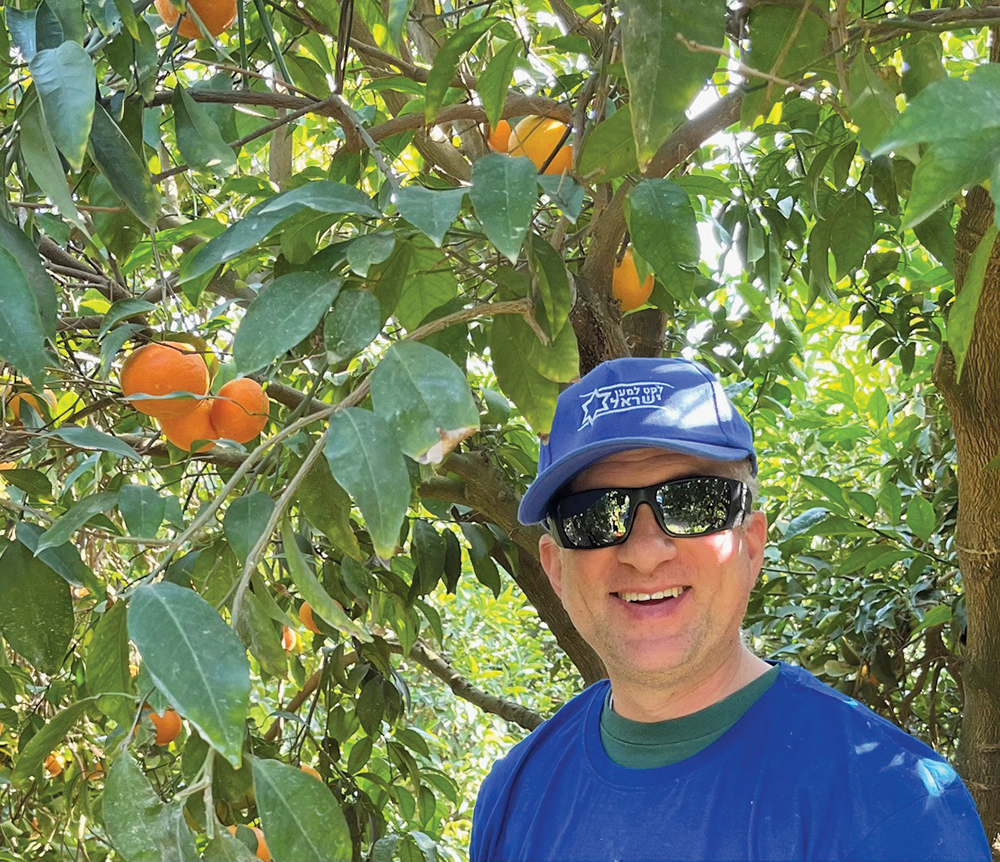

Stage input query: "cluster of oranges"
[
  {"left": 153, "top": 0, "right": 236, "bottom": 40},
  {"left": 119, "top": 341, "right": 270, "bottom": 452},
  {"left": 487, "top": 116, "right": 573, "bottom": 175}
]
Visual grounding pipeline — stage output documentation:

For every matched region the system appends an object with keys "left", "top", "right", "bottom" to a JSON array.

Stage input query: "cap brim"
[{"left": 518, "top": 437, "right": 754, "bottom": 525}]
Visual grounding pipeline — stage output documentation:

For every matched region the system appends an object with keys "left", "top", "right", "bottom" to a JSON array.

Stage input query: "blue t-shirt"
[{"left": 470, "top": 662, "right": 990, "bottom": 861}]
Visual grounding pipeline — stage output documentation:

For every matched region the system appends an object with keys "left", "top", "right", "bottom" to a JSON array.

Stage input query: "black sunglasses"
[{"left": 547, "top": 475, "right": 752, "bottom": 550}]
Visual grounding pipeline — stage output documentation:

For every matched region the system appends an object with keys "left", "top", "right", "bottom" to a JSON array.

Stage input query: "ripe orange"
[
  {"left": 300, "top": 763, "right": 322, "bottom": 780},
  {"left": 227, "top": 825, "right": 271, "bottom": 861},
  {"left": 487, "top": 120, "right": 512, "bottom": 153},
  {"left": 281, "top": 625, "right": 298, "bottom": 652},
  {"left": 210, "top": 378, "right": 269, "bottom": 444},
  {"left": 120, "top": 341, "right": 210, "bottom": 419},
  {"left": 145, "top": 707, "right": 183, "bottom": 745},
  {"left": 5, "top": 387, "right": 56, "bottom": 424},
  {"left": 155, "top": 0, "right": 237, "bottom": 39},
  {"left": 612, "top": 248, "right": 654, "bottom": 312},
  {"left": 509, "top": 116, "right": 573, "bottom": 174},
  {"left": 299, "top": 602, "right": 322, "bottom": 635},
  {"left": 157, "top": 399, "right": 218, "bottom": 453}
]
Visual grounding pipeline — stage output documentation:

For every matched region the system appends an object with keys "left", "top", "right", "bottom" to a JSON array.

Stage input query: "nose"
[{"left": 616, "top": 502, "right": 678, "bottom": 572}]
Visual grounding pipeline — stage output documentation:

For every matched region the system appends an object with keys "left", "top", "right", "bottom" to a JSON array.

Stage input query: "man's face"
[{"left": 539, "top": 449, "right": 767, "bottom": 692}]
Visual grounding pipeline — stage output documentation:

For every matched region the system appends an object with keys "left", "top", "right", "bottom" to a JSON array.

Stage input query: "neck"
[{"left": 608, "top": 648, "right": 771, "bottom": 723}]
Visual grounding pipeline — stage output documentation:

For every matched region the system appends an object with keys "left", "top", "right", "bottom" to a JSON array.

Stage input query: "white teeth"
[{"left": 618, "top": 587, "right": 685, "bottom": 603}]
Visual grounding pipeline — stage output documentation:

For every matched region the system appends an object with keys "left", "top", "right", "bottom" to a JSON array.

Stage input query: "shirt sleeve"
[{"left": 844, "top": 786, "right": 992, "bottom": 861}]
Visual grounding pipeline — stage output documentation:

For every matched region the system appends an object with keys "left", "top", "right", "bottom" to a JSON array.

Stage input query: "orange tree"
[{"left": 3, "top": 0, "right": 1000, "bottom": 859}]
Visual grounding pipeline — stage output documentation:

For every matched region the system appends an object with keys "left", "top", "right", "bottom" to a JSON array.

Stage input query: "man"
[{"left": 470, "top": 357, "right": 990, "bottom": 861}]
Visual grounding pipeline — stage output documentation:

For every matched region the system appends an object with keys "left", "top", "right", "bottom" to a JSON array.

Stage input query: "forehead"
[{"left": 572, "top": 448, "right": 737, "bottom": 491}]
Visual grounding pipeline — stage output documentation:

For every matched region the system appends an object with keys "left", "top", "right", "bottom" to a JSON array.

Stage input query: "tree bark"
[{"left": 933, "top": 185, "right": 1000, "bottom": 850}]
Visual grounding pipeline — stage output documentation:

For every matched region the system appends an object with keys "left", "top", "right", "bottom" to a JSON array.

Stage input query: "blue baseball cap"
[{"left": 517, "top": 357, "right": 757, "bottom": 525}]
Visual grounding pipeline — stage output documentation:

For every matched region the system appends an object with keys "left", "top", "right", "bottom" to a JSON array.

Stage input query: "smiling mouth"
[{"left": 613, "top": 586, "right": 688, "bottom": 604}]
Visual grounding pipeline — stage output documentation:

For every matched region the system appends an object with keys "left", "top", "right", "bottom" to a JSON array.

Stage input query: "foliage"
[{"left": 1, "top": 0, "right": 999, "bottom": 858}]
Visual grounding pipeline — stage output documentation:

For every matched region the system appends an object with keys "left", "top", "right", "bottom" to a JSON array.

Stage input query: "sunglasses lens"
[
  {"left": 657, "top": 476, "right": 734, "bottom": 536},
  {"left": 557, "top": 489, "right": 631, "bottom": 549}
]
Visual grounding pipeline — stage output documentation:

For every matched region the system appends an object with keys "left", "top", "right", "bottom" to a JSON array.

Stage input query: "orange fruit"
[
  {"left": 509, "top": 116, "right": 573, "bottom": 174},
  {"left": 281, "top": 625, "right": 298, "bottom": 652},
  {"left": 300, "top": 763, "right": 322, "bottom": 780},
  {"left": 612, "top": 248, "right": 654, "bottom": 312},
  {"left": 44, "top": 753, "right": 64, "bottom": 777},
  {"left": 5, "top": 387, "right": 56, "bottom": 425},
  {"left": 227, "top": 825, "right": 271, "bottom": 861},
  {"left": 120, "top": 341, "right": 210, "bottom": 419},
  {"left": 155, "top": 0, "right": 236, "bottom": 39},
  {"left": 145, "top": 707, "right": 183, "bottom": 745},
  {"left": 210, "top": 378, "right": 269, "bottom": 444},
  {"left": 299, "top": 602, "right": 322, "bottom": 635},
  {"left": 157, "top": 399, "right": 218, "bottom": 453},
  {"left": 487, "top": 120, "right": 512, "bottom": 153}
]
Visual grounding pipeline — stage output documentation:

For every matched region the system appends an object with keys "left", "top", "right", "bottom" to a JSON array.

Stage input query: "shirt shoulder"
[{"left": 470, "top": 681, "right": 607, "bottom": 862}]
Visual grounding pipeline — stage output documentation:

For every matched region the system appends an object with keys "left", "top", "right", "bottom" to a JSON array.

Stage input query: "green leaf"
[
  {"left": 879, "top": 483, "right": 903, "bottom": 524},
  {"left": 626, "top": 180, "right": 699, "bottom": 277},
  {"left": 387, "top": 0, "right": 415, "bottom": 48},
  {"left": 397, "top": 243, "right": 459, "bottom": 330},
  {"left": 911, "top": 604, "right": 953, "bottom": 638},
  {"left": 799, "top": 475, "right": 850, "bottom": 515},
  {"left": 29, "top": 41, "right": 95, "bottom": 170},
  {"left": 203, "top": 832, "right": 259, "bottom": 862},
  {"left": 0, "top": 245, "right": 49, "bottom": 385},
  {"left": 489, "top": 323, "right": 560, "bottom": 433},
  {"left": 370, "top": 342, "right": 480, "bottom": 464},
  {"left": 255, "top": 180, "right": 382, "bottom": 219},
  {"left": 12, "top": 696, "right": 102, "bottom": 785},
  {"left": 181, "top": 183, "right": 377, "bottom": 283},
  {"left": 537, "top": 175, "right": 585, "bottom": 223},
  {"left": 742, "top": 4, "right": 829, "bottom": 124},
  {"left": 578, "top": 105, "right": 638, "bottom": 181},
  {"left": 128, "top": 582, "right": 251, "bottom": 766},
  {"left": 868, "top": 387, "right": 888, "bottom": 429},
  {"left": 347, "top": 233, "right": 395, "bottom": 277},
  {"left": 324, "top": 289, "right": 381, "bottom": 365},
  {"left": 477, "top": 40, "right": 521, "bottom": 130},
  {"left": 15, "top": 522, "right": 103, "bottom": 597},
  {"left": 295, "top": 457, "right": 364, "bottom": 560},
  {"left": 325, "top": 408, "right": 410, "bottom": 561},
  {"left": 89, "top": 101, "right": 158, "bottom": 228},
  {"left": 830, "top": 189, "right": 874, "bottom": 277},
  {"left": 903, "top": 130, "right": 1000, "bottom": 229},
  {"left": 235, "top": 587, "right": 288, "bottom": 679},
  {"left": 947, "top": 223, "right": 998, "bottom": 382},
  {"left": 85, "top": 600, "right": 135, "bottom": 729},
  {"left": 491, "top": 306, "right": 578, "bottom": 383},
  {"left": 620, "top": 0, "right": 724, "bottom": 166},
  {"left": 424, "top": 18, "right": 497, "bottom": 125},
  {"left": 104, "top": 753, "right": 200, "bottom": 862},
  {"left": 251, "top": 756, "right": 352, "bottom": 861},
  {"left": 35, "top": 491, "right": 119, "bottom": 554},
  {"left": 874, "top": 65, "right": 1000, "bottom": 156},
  {"left": 0, "top": 541, "right": 73, "bottom": 673},
  {"left": 118, "top": 485, "right": 166, "bottom": 537},
  {"left": 49, "top": 425, "right": 142, "bottom": 462},
  {"left": 528, "top": 234, "right": 575, "bottom": 339},
  {"left": 232, "top": 273, "right": 342, "bottom": 375},
  {"left": 901, "top": 36, "right": 946, "bottom": 100},
  {"left": 470, "top": 154, "right": 538, "bottom": 263},
  {"left": 280, "top": 519, "right": 371, "bottom": 642},
  {"left": 223, "top": 493, "right": 275, "bottom": 562},
  {"left": 905, "top": 495, "right": 937, "bottom": 544},
  {"left": 394, "top": 186, "right": 465, "bottom": 248},
  {"left": 460, "top": 524, "right": 501, "bottom": 597},
  {"left": 20, "top": 96, "right": 87, "bottom": 233},
  {"left": 172, "top": 86, "right": 237, "bottom": 177},
  {"left": 0, "top": 219, "right": 58, "bottom": 340},
  {"left": 847, "top": 55, "right": 898, "bottom": 153},
  {"left": 780, "top": 507, "right": 830, "bottom": 543}
]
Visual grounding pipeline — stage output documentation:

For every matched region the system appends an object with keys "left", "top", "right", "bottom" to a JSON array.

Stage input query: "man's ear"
[
  {"left": 744, "top": 510, "right": 767, "bottom": 579},
  {"left": 539, "top": 533, "right": 564, "bottom": 599}
]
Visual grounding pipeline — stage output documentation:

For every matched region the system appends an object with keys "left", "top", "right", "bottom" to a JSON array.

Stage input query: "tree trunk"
[{"left": 933, "top": 185, "right": 1000, "bottom": 851}]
